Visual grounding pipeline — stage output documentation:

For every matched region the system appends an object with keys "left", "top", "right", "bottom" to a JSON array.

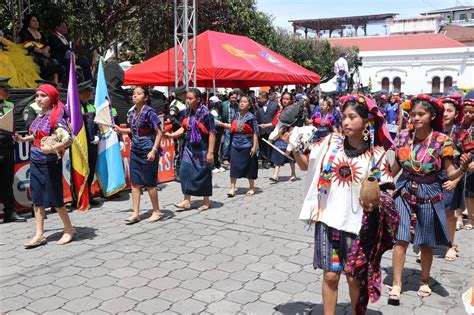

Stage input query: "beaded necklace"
[{"left": 409, "top": 129, "right": 433, "bottom": 173}]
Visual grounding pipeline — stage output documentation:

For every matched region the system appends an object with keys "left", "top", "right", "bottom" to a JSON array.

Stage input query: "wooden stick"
[{"left": 262, "top": 138, "right": 294, "bottom": 161}]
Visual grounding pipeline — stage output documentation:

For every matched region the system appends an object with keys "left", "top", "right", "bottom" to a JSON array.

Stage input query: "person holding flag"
[{"left": 114, "top": 86, "right": 164, "bottom": 224}]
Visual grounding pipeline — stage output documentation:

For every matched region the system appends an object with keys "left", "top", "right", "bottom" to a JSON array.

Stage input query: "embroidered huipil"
[{"left": 299, "top": 134, "right": 393, "bottom": 235}]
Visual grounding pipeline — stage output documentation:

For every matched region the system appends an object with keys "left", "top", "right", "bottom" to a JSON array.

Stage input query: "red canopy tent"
[{"left": 124, "top": 30, "right": 320, "bottom": 88}]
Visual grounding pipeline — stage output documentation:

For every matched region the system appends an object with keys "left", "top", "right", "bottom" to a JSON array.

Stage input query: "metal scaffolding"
[
  {"left": 8, "top": 0, "right": 30, "bottom": 40},
  {"left": 174, "top": 0, "right": 197, "bottom": 88}
]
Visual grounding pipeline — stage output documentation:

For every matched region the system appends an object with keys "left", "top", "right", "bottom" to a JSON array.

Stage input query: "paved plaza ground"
[{"left": 1, "top": 167, "right": 473, "bottom": 314}]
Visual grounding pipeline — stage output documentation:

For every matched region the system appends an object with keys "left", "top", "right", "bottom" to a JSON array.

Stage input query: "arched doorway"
[
  {"left": 432, "top": 76, "right": 441, "bottom": 94},
  {"left": 393, "top": 77, "right": 401, "bottom": 94},
  {"left": 443, "top": 76, "right": 453, "bottom": 94},
  {"left": 381, "top": 77, "right": 389, "bottom": 92}
]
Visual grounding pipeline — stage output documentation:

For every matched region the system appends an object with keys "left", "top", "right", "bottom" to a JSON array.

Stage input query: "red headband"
[
  {"left": 439, "top": 96, "right": 463, "bottom": 124},
  {"left": 36, "top": 84, "right": 60, "bottom": 105}
]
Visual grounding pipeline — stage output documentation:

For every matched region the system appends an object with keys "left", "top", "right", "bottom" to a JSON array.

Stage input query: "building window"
[
  {"left": 432, "top": 76, "right": 441, "bottom": 94},
  {"left": 471, "top": 13, "right": 474, "bottom": 19},
  {"left": 393, "top": 77, "right": 402, "bottom": 93},
  {"left": 381, "top": 77, "right": 389, "bottom": 92},
  {"left": 459, "top": 13, "right": 466, "bottom": 20},
  {"left": 444, "top": 76, "right": 453, "bottom": 94}
]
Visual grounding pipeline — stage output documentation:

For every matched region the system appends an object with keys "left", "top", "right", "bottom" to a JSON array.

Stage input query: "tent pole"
[{"left": 212, "top": 79, "right": 216, "bottom": 95}]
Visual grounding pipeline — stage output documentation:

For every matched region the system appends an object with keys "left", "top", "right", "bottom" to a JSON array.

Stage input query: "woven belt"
[{"left": 401, "top": 192, "right": 443, "bottom": 204}]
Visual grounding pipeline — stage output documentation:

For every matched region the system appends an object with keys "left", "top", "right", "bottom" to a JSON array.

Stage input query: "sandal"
[
  {"left": 456, "top": 221, "right": 464, "bottom": 231},
  {"left": 146, "top": 212, "right": 165, "bottom": 223},
  {"left": 227, "top": 189, "right": 236, "bottom": 198},
  {"left": 174, "top": 202, "right": 191, "bottom": 210},
  {"left": 24, "top": 236, "right": 47, "bottom": 249},
  {"left": 388, "top": 285, "right": 401, "bottom": 306},
  {"left": 125, "top": 216, "right": 140, "bottom": 225},
  {"left": 197, "top": 205, "right": 210, "bottom": 211},
  {"left": 444, "top": 246, "right": 458, "bottom": 261},
  {"left": 269, "top": 177, "right": 279, "bottom": 183},
  {"left": 57, "top": 229, "right": 76, "bottom": 245},
  {"left": 289, "top": 176, "right": 298, "bottom": 182},
  {"left": 417, "top": 282, "right": 432, "bottom": 298},
  {"left": 245, "top": 189, "right": 255, "bottom": 196},
  {"left": 464, "top": 223, "right": 473, "bottom": 230}
]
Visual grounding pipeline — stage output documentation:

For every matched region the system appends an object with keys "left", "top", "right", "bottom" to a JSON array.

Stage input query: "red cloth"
[
  {"left": 182, "top": 117, "right": 209, "bottom": 136},
  {"left": 36, "top": 84, "right": 65, "bottom": 130},
  {"left": 272, "top": 109, "right": 282, "bottom": 127},
  {"left": 230, "top": 120, "right": 253, "bottom": 134}
]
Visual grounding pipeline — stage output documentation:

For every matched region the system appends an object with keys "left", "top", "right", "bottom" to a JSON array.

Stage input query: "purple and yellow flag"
[{"left": 67, "top": 55, "right": 90, "bottom": 211}]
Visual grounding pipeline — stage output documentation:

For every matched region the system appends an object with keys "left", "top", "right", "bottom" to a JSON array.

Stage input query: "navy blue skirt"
[
  {"left": 270, "top": 139, "right": 292, "bottom": 166},
  {"left": 466, "top": 172, "right": 474, "bottom": 198},
  {"left": 444, "top": 175, "right": 466, "bottom": 210},
  {"left": 130, "top": 149, "right": 158, "bottom": 187},
  {"left": 230, "top": 146, "right": 258, "bottom": 179},
  {"left": 180, "top": 160, "right": 212, "bottom": 197},
  {"left": 30, "top": 158, "right": 64, "bottom": 208}
]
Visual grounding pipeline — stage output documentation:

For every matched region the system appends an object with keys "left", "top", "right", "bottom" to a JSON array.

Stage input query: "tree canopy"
[{"left": 1, "top": 0, "right": 359, "bottom": 84}]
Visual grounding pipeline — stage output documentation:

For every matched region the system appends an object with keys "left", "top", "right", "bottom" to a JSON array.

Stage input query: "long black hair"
[
  {"left": 20, "top": 14, "right": 40, "bottom": 34},
  {"left": 134, "top": 86, "right": 151, "bottom": 105},
  {"left": 341, "top": 101, "right": 369, "bottom": 120}
]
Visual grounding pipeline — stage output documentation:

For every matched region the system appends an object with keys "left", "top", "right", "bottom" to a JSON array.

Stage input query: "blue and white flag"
[{"left": 94, "top": 56, "right": 126, "bottom": 196}]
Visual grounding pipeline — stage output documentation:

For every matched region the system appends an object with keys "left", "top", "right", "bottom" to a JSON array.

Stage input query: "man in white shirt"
[{"left": 334, "top": 53, "right": 349, "bottom": 95}]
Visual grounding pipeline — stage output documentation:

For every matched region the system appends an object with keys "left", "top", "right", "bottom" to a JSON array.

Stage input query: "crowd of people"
[{"left": 0, "top": 72, "right": 473, "bottom": 314}]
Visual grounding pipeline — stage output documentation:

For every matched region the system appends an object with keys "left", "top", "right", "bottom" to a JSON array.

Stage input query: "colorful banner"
[{"left": 2, "top": 131, "right": 175, "bottom": 212}]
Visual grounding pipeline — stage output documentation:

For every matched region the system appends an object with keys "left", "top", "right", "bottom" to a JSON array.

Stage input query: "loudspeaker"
[{"left": 104, "top": 60, "right": 124, "bottom": 90}]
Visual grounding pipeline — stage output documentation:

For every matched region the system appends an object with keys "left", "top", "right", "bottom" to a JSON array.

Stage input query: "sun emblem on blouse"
[{"left": 331, "top": 157, "right": 362, "bottom": 187}]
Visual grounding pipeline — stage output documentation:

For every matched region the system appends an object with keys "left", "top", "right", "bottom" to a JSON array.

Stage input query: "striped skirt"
[
  {"left": 394, "top": 175, "right": 451, "bottom": 247},
  {"left": 313, "top": 222, "right": 358, "bottom": 273}
]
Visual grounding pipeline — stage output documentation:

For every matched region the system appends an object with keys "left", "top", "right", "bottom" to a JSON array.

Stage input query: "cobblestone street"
[{"left": 1, "top": 167, "right": 473, "bottom": 314}]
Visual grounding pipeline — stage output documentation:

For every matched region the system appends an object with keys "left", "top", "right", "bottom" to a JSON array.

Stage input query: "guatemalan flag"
[
  {"left": 67, "top": 54, "right": 90, "bottom": 211},
  {"left": 94, "top": 57, "right": 126, "bottom": 196}
]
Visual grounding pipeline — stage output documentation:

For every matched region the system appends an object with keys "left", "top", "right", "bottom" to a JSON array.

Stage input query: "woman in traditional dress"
[
  {"left": 165, "top": 88, "right": 216, "bottom": 211},
  {"left": 388, "top": 94, "right": 471, "bottom": 304},
  {"left": 19, "top": 14, "right": 61, "bottom": 85},
  {"left": 293, "top": 94, "right": 397, "bottom": 315},
  {"left": 114, "top": 86, "right": 163, "bottom": 224},
  {"left": 218, "top": 95, "right": 259, "bottom": 197},
  {"left": 311, "top": 98, "right": 338, "bottom": 142},
  {"left": 439, "top": 96, "right": 470, "bottom": 260},
  {"left": 270, "top": 92, "right": 297, "bottom": 183},
  {"left": 14, "top": 84, "right": 74, "bottom": 248}
]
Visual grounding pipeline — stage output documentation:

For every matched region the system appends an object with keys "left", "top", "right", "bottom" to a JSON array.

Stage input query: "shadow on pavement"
[
  {"left": 275, "top": 301, "right": 382, "bottom": 315},
  {"left": 382, "top": 266, "right": 449, "bottom": 297},
  {"left": 45, "top": 226, "right": 98, "bottom": 242}
]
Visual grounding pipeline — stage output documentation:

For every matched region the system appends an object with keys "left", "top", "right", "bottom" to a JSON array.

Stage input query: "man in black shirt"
[{"left": 255, "top": 92, "right": 279, "bottom": 169}]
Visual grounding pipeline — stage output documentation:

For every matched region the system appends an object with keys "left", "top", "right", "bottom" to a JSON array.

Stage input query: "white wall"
[{"left": 321, "top": 47, "right": 474, "bottom": 94}]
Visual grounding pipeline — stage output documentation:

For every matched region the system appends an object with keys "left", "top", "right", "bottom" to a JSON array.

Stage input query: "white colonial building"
[{"left": 322, "top": 33, "right": 474, "bottom": 94}]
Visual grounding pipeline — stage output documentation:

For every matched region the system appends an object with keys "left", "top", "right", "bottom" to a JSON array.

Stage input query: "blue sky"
[{"left": 256, "top": 0, "right": 474, "bottom": 34}]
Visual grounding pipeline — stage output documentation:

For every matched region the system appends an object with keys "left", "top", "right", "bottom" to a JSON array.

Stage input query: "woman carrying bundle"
[{"left": 15, "top": 84, "right": 74, "bottom": 248}]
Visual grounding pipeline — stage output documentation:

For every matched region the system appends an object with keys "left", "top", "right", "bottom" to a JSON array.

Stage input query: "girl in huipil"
[
  {"left": 165, "top": 88, "right": 216, "bottom": 211},
  {"left": 114, "top": 86, "right": 163, "bottom": 224},
  {"left": 311, "top": 97, "right": 338, "bottom": 142},
  {"left": 388, "top": 94, "right": 471, "bottom": 304},
  {"left": 438, "top": 96, "right": 470, "bottom": 261},
  {"left": 270, "top": 92, "right": 297, "bottom": 183},
  {"left": 219, "top": 95, "right": 259, "bottom": 197},
  {"left": 15, "top": 84, "right": 74, "bottom": 248},
  {"left": 294, "top": 94, "right": 397, "bottom": 315}
]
